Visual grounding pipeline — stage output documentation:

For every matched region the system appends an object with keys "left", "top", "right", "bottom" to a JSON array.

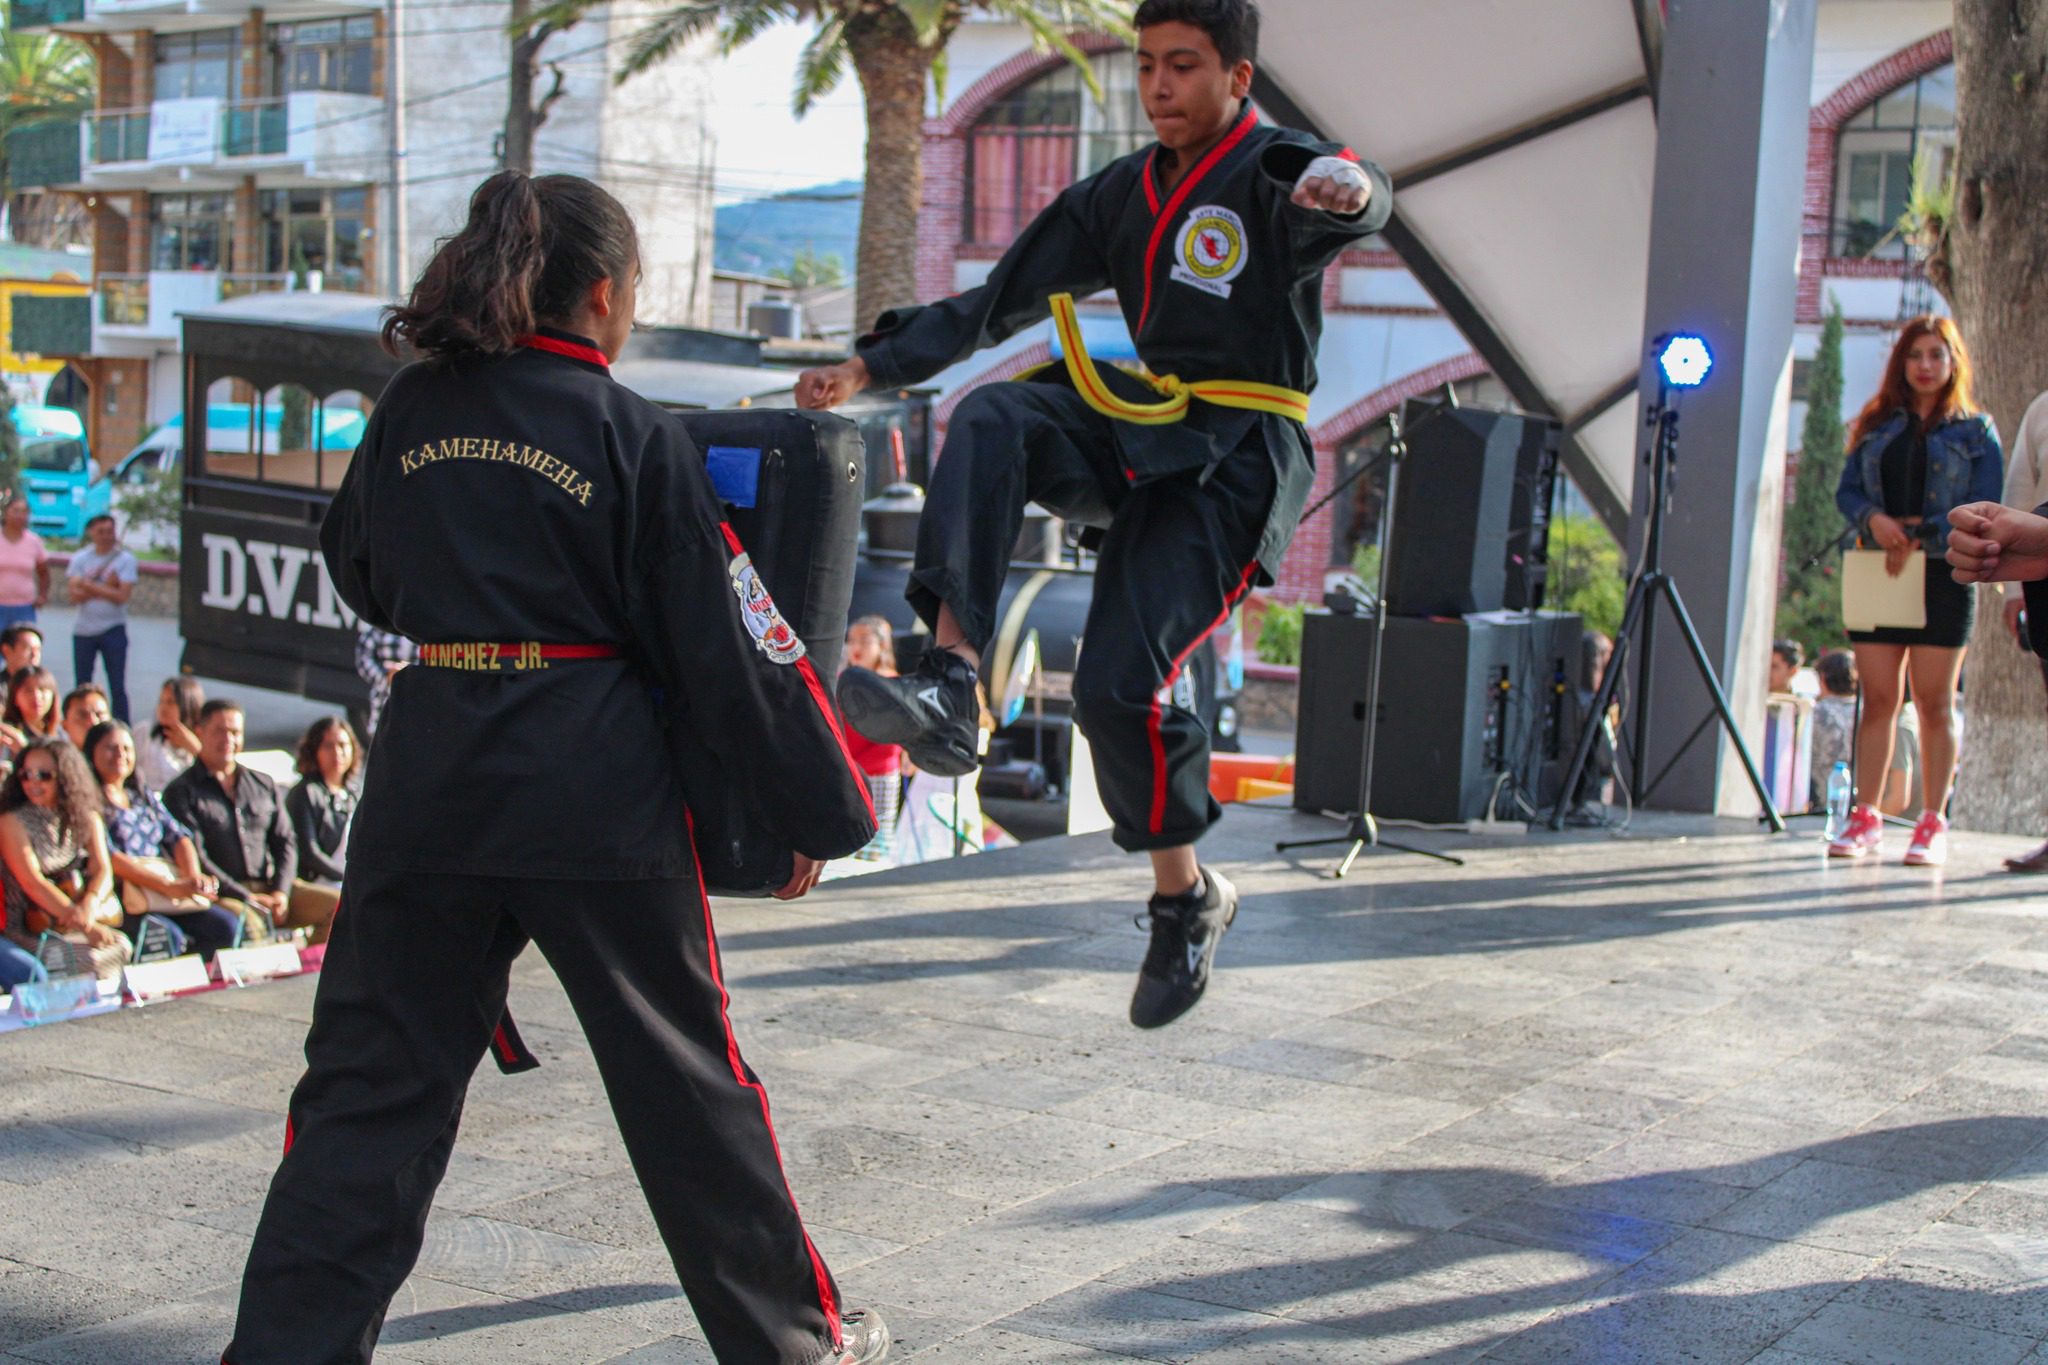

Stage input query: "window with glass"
[
  {"left": 269, "top": 17, "right": 377, "bottom": 96},
  {"left": 964, "top": 52, "right": 1151, "bottom": 247},
  {"left": 260, "top": 187, "right": 368, "bottom": 291},
  {"left": 1833, "top": 64, "right": 1955, "bottom": 258},
  {"left": 151, "top": 193, "right": 230, "bottom": 271},
  {"left": 152, "top": 29, "right": 236, "bottom": 101}
]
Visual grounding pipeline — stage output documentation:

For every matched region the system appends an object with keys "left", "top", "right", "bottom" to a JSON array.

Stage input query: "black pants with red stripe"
[
  {"left": 910, "top": 381, "right": 1275, "bottom": 852},
  {"left": 224, "top": 861, "right": 845, "bottom": 1365}
]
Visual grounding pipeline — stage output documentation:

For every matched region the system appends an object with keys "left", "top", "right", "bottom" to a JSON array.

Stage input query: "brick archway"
[
  {"left": 917, "top": 34, "right": 1129, "bottom": 303},
  {"left": 1797, "top": 29, "right": 1953, "bottom": 321}
]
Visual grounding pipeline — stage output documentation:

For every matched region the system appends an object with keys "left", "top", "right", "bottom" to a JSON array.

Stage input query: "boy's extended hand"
[{"left": 1947, "top": 501, "right": 2048, "bottom": 584}]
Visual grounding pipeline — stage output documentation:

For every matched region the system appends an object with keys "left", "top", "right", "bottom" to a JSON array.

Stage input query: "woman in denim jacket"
[{"left": 1831, "top": 315, "right": 2003, "bottom": 866}]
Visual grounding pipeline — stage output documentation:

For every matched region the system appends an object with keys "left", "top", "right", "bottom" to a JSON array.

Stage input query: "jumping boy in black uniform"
[
  {"left": 799, "top": 0, "right": 1389, "bottom": 1028},
  {"left": 224, "top": 173, "right": 889, "bottom": 1365}
]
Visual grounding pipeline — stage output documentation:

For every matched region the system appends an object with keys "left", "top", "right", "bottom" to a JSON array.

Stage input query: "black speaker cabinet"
[
  {"left": 1384, "top": 405, "right": 1560, "bottom": 618},
  {"left": 1294, "top": 609, "right": 1584, "bottom": 824}
]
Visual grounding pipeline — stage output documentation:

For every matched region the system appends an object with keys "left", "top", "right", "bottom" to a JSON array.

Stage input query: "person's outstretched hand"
[
  {"left": 1948, "top": 501, "right": 2048, "bottom": 584},
  {"left": 773, "top": 852, "right": 824, "bottom": 901},
  {"left": 795, "top": 356, "right": 871, "bottom": 411}
]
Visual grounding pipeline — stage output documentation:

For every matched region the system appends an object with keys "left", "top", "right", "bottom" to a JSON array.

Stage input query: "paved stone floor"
[{"left": 5, "top": 805, "right": 2048, "bottom": 1363}]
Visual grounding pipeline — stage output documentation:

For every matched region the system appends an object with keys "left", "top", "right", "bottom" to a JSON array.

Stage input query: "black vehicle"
[{"left": 175, "top": 291, "right": 1240, "bottom": 822}]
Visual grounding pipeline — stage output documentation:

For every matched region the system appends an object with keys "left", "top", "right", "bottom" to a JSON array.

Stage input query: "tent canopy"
[{"left": 1257, "top": 0, "right": 1662, "bottom": 533}]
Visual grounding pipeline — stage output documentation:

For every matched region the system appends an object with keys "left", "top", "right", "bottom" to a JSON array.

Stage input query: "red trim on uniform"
[
  {"left": 517, "top": 333, "right": 611, "bottom": 372},
  {"left": 493, "top": 1023, "right": 517, "bottom": 1064},
  {"left": 683, "top": 810, "right": 843, "bottom": 1351},
  {"left": 1137, "top": 105, "right": 1258, "bottom": 336},
  {"left": 1149, "top": 560, "right": 1259, "bottom": 834},
  {"left": 716, "top": 522, "right": 877, "bottom": 830},
  {"left": 1338, "top": 147, "right": 1360, "bottom": 162},
  {"left": 1142, "top": 150, "right": 1161, "bottom": 216},
  {"left": 282, "top": 1114, "right": 295, "bottom": 1156}
]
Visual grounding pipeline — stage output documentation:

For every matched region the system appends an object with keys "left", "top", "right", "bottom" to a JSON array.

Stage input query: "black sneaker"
[
  {"left": 838, "top": 649, "right": 981, "bottom": 777},
  {"left": 1130, "top": 867, "right": 1238, "bottom": 1029},
  {"left": 830, "top": 1307, "right": 891, "bottom": 1363}
]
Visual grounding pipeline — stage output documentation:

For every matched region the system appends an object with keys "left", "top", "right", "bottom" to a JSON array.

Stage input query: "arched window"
[
  {"left": 963, "top": 52, "right": 1150, "bottom": 247},
  {"left": 1833, "top": 63, "right": 1955, "bottom": 259}
]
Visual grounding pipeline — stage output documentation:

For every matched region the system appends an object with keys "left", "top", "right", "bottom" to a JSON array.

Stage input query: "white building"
[{"left": 5, "top": 0, "right": 715, "bottom": 471}]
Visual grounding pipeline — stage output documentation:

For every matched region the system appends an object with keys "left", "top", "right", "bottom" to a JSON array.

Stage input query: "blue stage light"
[{"left": 1658, "top": 334, "right": 1713, "bottom": 388}]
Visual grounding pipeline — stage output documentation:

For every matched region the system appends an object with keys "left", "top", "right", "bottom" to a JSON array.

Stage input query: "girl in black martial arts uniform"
[{"left": 224, "top": 172, "right": 888, "bottom": 1365}]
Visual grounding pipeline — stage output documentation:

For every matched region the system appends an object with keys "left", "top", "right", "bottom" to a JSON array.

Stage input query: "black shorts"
[{"left": 1847, "top": 554, "right": 1975, "bottom": 649}]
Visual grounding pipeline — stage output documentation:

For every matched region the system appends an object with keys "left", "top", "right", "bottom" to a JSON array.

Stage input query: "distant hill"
[{"left": 715, "top": 180, "right": 862, "bottom": 279}]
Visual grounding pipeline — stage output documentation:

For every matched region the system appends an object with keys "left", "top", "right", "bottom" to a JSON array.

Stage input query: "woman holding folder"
[{"left": 1830, "top": 315, "right": 2003, "bottom": 865}]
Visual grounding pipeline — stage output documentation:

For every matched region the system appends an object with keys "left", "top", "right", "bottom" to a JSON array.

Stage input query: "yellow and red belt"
[
  {"left": 416, "top": 642, "right": 623, "bottom": 673},
  {"left": 1043, "top": 292, "right": 1312, "bottom": 426}
]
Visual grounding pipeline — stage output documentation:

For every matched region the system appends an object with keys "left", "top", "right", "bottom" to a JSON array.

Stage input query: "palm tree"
[
  {"left": 0, "top": 30, "right": 95, "bottom": 248},
  {"left": 539, "top": 0, "right": 1134, "bottom": 332}
]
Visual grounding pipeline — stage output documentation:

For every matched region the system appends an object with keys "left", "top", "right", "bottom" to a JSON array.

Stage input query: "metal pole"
[{"left": 385, "top": 0, "right": 408, "bottom": 296}]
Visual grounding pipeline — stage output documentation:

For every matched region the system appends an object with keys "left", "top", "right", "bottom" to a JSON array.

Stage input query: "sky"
[{"left": 705, "top": 23, "right": 871, "bottom": 204}]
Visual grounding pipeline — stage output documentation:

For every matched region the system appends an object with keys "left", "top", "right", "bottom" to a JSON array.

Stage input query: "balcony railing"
[
  {"left": 221, "top": 273, "right": 292, "bottom": 300},
  {"left": 8, "top": 0, "right": 85, "bottom": 30},
  {"left": 86, "top": 109, "right": 151, "bottom": 164},
  {"left": 221, "top": 100, "right": 287, "bottom": 159},
  {"left": 4, "top": 120, "right": 83, "bottom": 188},
  {"left": 98, "top": 274, "right": 150, "bottom": 326}
]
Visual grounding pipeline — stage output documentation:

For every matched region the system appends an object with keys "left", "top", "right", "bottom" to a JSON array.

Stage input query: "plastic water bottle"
[{"left": 1824, "top": 761, "right": 1852, "bottom": 841}]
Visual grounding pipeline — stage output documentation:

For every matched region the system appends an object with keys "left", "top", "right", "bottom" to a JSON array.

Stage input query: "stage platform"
[{"left": 4, "top": 805, "right": 2048, "bottom": 1363}]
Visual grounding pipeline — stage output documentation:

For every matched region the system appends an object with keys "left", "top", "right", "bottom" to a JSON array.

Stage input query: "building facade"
[
  {"left": 908, "top": 4, "right": 1955, "bottom": 604},
  {"left": 5, "top": 0, "right": 714, "bottom": 471}
]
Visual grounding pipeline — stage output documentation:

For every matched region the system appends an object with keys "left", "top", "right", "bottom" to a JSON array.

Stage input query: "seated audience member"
[
  {"left": 1, "top": 622, "right": 42, "bottom": 674},
  {"left": 1769, "top": 639, "right": 1820, "bottom": 699},
  {"left": 1810, "top": 651, "right": 1858, "bottom": 800},
  {"left": 286, "top": 717, "right": 359, "bottom": 889},
  {"left": 4, "top": 666, "right": 58, "bottom": 745},
  {"left": 138, "top": 677, "right": 204, "bottom": 794},
  {"left": 86, "top": 719, "right": 239, "bottom": 961},
  {"left": 841, "top": 616, "right": 904, "bottom": 862},
  {"left": 60, "top": 683, "right": 110, "bottom": 750},
  {"left": 0, "top": 737, "right": 130, "bottom": 978},
  {"left": 164, "top": 699, "right": 337, "bottom": 944}
]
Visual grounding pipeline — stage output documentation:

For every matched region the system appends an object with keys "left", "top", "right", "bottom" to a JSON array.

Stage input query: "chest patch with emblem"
[
  {"left": 1170, "top": 205, "right": 1249, "bottom": 299},
  {"left": 728, "top": 551, "right": 806, "bottom": 664}
]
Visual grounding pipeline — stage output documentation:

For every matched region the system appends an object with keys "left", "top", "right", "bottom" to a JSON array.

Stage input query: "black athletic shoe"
[
  {"left": 1130, "top": 867, "right": 1239, "bottom": 1029},
  {"left": 838, "top": 648, "right": 981, "bottom": 777},
  {"left": 830, "top": 1307, "right": 891, "bottom": 1363}
]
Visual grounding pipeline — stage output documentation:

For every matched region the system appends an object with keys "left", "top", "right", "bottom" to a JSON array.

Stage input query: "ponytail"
[{"left": 383, "top": 171, "right": 638, "bottom": 362}]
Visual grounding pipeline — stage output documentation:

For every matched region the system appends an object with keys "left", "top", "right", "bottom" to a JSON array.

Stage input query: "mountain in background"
[{"left": 714, "top": 180, "right": 862, "bottom": 279}]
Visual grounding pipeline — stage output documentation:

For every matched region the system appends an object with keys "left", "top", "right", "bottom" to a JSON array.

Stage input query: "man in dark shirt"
[{"left": 163, "top": 699, "right": 338, "bottom": 943}]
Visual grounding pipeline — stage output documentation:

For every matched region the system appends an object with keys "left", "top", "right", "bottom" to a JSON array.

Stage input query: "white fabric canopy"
[{"left": 1258, "top": 0, "right": 1661, "bottom": 530}]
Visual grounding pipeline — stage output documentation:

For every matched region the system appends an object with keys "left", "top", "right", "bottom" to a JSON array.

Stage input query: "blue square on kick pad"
[{"left": 706, "top": 445, "right": 762, "bottom": 508}]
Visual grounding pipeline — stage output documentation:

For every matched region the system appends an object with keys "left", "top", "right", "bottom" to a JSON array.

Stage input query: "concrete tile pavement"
[{"left": 3, "top": 806, "right": 2048, "bottom": 1361}]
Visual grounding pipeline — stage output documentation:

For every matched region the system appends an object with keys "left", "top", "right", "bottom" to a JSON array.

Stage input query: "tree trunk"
[
  {"left": 503, "top": 0, "right": 552, "bottom": 175},
  {"left": 1943, "top": 0, "right": 2048, "bottom": 836},
  {"left": 846, "top": 9, "right": 938, "bottom": 335}
]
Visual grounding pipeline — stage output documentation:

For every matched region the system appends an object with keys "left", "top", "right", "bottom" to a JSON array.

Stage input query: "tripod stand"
[
  {"left": 1547, "top": 380, "right": 1785, "bottom": 832},
  {"left": 1277, "top": 404, "right": 1465, "bottom": 876}
]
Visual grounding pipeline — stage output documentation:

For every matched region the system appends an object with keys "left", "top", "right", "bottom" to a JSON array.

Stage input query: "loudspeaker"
[
  {"left": 1383, "top": 405, "right": 1560, "bottom": 618},
  {"left": 1293, "top": 609, "right": 1584, "bottom": 824}
]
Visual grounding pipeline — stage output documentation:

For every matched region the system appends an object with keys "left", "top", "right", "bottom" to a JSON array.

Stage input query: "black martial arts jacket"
[
  {"left": 857, "top": 101, "right": 1392, "bottom": 579},
  {"left": 320, "top": 328, "right": 876, "bottom": 881}
]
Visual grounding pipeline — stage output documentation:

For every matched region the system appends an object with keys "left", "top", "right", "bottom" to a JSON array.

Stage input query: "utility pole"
[{"left": 385, "top": 0, "right": 409, "bottom": 293}]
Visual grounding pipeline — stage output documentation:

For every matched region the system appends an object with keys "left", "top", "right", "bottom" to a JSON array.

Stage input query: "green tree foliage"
[
  {"left": 1549, "top": 512, "right": 1626, "bottom": 638},
  {"left": 0, "top": 387, "right": 21, "bottom": 504},
  {"left": 775, "top": 246, "right": 846, "bottom": 288},
  {"left": 1776, "top": 301, "right": 1848, "bottom": 658},
  {"left": 1254, "top": 600, "right": 1304, "bottom": 666},
  {"left": 0, "top": 30, "right": 94, "bottom": 201}
]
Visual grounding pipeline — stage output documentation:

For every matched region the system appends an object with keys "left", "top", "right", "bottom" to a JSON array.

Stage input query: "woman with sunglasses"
[
  {"left": 0, "top": 735, "right": 128, "bottom": 978},
  {"left": 223, "top": 172, "right": 884, "bottom": 1365}
]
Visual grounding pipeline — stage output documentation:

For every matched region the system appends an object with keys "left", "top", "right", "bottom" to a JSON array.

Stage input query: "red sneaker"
[
  {"left": 1903, "top": 810, "right": 1949, "bottom": 867},
  {"left": 1828, "top": 803, "right": 1883, "bottom": 859}
]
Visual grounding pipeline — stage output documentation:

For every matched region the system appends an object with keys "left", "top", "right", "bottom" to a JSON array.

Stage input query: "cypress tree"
[{"left": 1776, "top": 300, "right": 1848, "bottom": 656}]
